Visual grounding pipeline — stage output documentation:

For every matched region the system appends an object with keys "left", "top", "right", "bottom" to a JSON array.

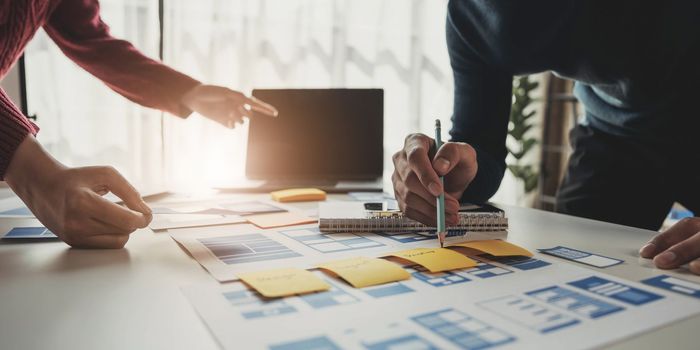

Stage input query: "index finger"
[
  {"left": 94, "top": 167, "right": 152, "bottom": 219},
  {"left": 245, "top": 96, "right": 278, "bottom": 117},
  {"left": 404, "top": 134, "right": 442, "bottom": 197},
  {"left": 639, "top": 217, "right": 700, "bottom": 258},
  {"left": 85, "top": 192, "right": 150, "bottom": 231}
]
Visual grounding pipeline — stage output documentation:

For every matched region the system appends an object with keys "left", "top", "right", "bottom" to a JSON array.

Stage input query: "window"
[{"left": 22, "top": 0, "right": 521, "bottom": 203}]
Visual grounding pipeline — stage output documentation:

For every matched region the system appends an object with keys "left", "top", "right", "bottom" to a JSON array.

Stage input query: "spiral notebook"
[{"left": 319, "top": 201, "right": 508, "bottom": 243}]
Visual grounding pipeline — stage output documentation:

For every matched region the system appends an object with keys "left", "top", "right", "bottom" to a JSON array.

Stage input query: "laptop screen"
[{"left": 247, "top": 89, "right": 383, "bottom": 180}]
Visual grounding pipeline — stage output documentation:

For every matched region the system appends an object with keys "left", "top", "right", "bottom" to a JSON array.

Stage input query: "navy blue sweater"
[{"left": 447, "top": 0, "right": 700, "bottom": 203}]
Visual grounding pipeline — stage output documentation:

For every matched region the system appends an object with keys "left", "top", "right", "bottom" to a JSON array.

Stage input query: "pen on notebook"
[{"left": 434, "top": 119, "right": 447, "bottom": 248}]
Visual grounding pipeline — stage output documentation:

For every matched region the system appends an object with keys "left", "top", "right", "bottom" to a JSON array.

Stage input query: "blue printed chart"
[
  {"left": 411, "top": 308, "right": 515, "bottom": 349},
  {"left": 407, "top": 262, "right": 512, "bottom": 288},
  {"left": 280, "top": 228, "right": 385, "bottom": 253},
  {"left": 198, "top": 233, "right": 302, "bottom": 265},
  {"left": 182, "top": 257, "right": 700, "bottom": 350},
  {"left": 642, "top": 275, "right": 700, "bottom": 299}
]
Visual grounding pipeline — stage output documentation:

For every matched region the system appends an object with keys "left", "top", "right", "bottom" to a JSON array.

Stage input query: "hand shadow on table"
[{"left": 44, "top": 247, "right": 132, "bottom": 273}]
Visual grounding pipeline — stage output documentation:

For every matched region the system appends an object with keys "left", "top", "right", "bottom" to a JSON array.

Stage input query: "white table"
[{"left": 0, "top": 192, "right": 697, "bottom": 350}]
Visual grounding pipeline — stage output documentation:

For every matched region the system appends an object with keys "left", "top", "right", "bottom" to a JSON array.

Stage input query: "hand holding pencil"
[{"left": 390, "top": 122, "right": 479, "bottom": 231}]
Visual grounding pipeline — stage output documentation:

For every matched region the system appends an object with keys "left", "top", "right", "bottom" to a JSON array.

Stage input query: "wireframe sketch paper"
[
  {"left": 183, "top": 256, "right": 700, "bottom": 350},
  {"left": 149, "top": 200, "right": 291, "bottom": 230},
  {"left": 149, "top": 214, "right": 247, "bottom": 231},
  {"left": 169, "top": 224, "right": 532, "bottom": 282}
]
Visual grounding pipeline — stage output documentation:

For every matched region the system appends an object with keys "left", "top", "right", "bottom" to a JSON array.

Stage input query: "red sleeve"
[
  {"left": 0, "top": 88, "right": 38, "bottom": 179},
  {"left": 43, "top": 0, "right": 201, "bottom": 117}
]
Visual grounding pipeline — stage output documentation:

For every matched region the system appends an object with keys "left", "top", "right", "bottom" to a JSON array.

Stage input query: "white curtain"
[
  {"left": 23, "top": 0, "right": 520, "bottom": 204},
  {"left": 161, "top": 0, "right": 456, "bottom": 191},
  {"left": 23, "top": 0, "right": 164, "bottom": 191}
]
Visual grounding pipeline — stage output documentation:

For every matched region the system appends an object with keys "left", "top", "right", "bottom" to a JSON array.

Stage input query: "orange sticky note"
[
  {"left": 238, "top": 268, "right": 330, "bottom": 298},
  {"left": 246, "top": 211, "right": 317, "bottom": 229},
  {"left": 317, "top": 257, "right": 410, "bottom": 288},
  {"left": 388, "top": 248, "right": 477, "bottom": 273},
  {"left": 271, "top": 188, "right": 327, "bottom": 202},
  {"left": 450, "top": 240, "right": 533, "bottom": 257}
]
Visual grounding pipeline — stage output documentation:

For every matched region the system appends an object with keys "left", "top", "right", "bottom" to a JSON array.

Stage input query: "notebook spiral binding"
[{"left": 320, "top": 212, "right": 508, "bottom": 233}]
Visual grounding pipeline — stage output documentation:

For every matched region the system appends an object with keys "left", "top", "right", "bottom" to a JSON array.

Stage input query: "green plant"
[{"left": 507, "top": 76, "right": 539, "bottom": 194}]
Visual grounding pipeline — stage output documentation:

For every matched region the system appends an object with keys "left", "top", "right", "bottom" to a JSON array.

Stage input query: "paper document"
[
  {"left": 2, "top": 226, "right": 57, "bottom": 239},
  {"left": 317, "top": 257, "right": 410, "bottom": 288},
  {"left": 539, "top": 246, "right": 623, "bottom": 268},
  {"left": 149, "top": 214, "right": 246, "bottom": 231},
  {"left": 183, "top": 255, "right": 700, "bottom": 349},
  {"left": 238, "top": 268, "right": 330, "bottom": 298},
  {"left": 246, "top": 212, "right": 317, "bottom": 229},
  {"left": 170, "top": 224, "right": 512, "bottom": 281}
]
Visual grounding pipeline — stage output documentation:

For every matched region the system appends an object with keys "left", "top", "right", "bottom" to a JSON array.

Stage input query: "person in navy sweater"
[
  {"left": 392, "top": 1, "right": 700, "bottom": 273},
  {"left": 0, "top": 1, "right": 276, "bottom": 248}
]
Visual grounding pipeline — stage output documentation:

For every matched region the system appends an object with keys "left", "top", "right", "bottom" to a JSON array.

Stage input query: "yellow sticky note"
[
  {"left": 451, "top": 240, "right": 533, "bottom": 257},
  {"left": 271, "top": 188, "right": 327, "bottom": 202},
  {"left": 317, "top": 257, "right": 410, "bottom": 288},
  {"left": 246, "top": 211, "right": 317, "bottom": 229},
  {"left": 388, "top": 248, "right": 477, "bottom": 273},
  {"left": 238, "top": 268, "right": 330, "bottom": 298}
]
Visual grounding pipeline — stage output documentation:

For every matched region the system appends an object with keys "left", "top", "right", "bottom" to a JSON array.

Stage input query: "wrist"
[
  {"left": 5, "top": 135, "right": 65, "bottom": 201},
  {"left": 180, "top": 83, "right": 203, "bottom": 108}
]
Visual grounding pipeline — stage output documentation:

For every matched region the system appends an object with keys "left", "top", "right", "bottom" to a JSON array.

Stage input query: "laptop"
[{"left": 220, "top": 88, "right": 384, "bottom": 193}]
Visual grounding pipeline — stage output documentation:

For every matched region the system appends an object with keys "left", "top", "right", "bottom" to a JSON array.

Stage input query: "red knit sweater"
[{"left": 0, "top": 0, "right": 200, "bottom": 178}]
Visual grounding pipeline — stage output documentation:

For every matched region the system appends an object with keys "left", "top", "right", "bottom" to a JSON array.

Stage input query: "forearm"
[
  {"left": 459, "top": 145, "right": 505, "bottom": 204},
  {"left": 44, "top": 0, "right": 201, "bottom": 117},
  {"left": 0, "top": 89, "right": 39, "bottom": 179},
  {"left": 446, "top": 9, "right": 512, "bottom": 204},
  {"left": 5, "top": 135, "right": 65, "bottom": 203}
]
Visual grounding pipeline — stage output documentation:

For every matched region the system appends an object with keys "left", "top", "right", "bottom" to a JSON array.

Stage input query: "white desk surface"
[{"left": 0, "top": 192, "right": 697, "bottom": 350}]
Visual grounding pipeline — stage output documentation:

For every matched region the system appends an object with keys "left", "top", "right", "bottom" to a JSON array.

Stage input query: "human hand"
[
  {"left": 391, "top": 133, "right": 478, "bottom": 226},
  {"left": 5, "top": 136, "right": 152, "bottom": 248},
  {"left": 639, "top": 217, "right": 700, "bottom": 274},
  {"left": 181, "top": 84, "right": 278, "bottom": 128}
]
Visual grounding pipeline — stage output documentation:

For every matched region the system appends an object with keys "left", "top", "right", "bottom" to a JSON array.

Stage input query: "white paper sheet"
[
  {"left": 183, "top": 255, "right": 700, "bottom": 350},
  {"left": 150, "top": 214, "right": 247, "bottom": 231}
]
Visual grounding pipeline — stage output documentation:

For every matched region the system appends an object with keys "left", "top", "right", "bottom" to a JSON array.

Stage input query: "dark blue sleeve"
[{"left": 446, "top": 1, "right": 513, "bottom": 204}]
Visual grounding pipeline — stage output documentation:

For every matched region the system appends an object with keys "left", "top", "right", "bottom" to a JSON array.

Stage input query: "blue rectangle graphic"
[
  {"left": 412, "top": 308, "right": 515, "bottom": 350},
  {"left": 641, "top": 275, "right": 700, "bottom": 299},
  {"left": 3, "top": 227, "right": 56, "bottom": 239},
  {"left": 526, "top": 286, "right": 624, "bottom": 319},
  {"left": 484, "top": 255, "right": 551, "bottom": 271},
  {"left": 363, "top": 283, "right": 414, "bottom": 298},
  {"left": 568, "top": 276, "right": 663, "bottom": 306},
  {"left": 269, "top": 336, "right": 341, "bottom": 350},
  {"left": 223, "top": 289, "right": 297, "bottom": 320}
]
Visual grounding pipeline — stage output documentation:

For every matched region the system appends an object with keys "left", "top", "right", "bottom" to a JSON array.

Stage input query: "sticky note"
[
  {"left": 388, "top": 248, "right": 477, "bottom": 273},
  {"left": 451, "top": 240, "right": 533, "bottom": 257},
  {"left": 271, "top": 188, "right": 327, "bottom": 202},
  {"left": 246, "top": 211, "right": 317, "bottom": 228},
  {"left": 238, "top": 268, "right": 330, "bottom": 298},
  {"left": 317, "top": 257, "right": 410, "bottom": 288}
]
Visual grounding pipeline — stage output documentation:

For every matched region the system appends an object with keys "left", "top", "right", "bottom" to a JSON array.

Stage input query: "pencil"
[{"left": 434, "top": 119, "right": 446, "bottom": 247}]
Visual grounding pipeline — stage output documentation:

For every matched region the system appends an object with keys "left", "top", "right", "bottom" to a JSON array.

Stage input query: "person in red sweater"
[{"left": 0, "top": 1, "right": 277, "bottom": 248}]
